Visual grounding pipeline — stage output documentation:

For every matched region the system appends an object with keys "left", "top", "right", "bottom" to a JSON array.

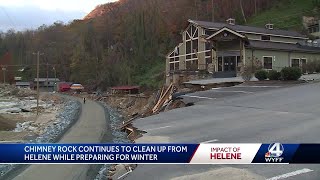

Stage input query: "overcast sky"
[{"left": 0, "top": 0, "right": 117, "bottom": 31}]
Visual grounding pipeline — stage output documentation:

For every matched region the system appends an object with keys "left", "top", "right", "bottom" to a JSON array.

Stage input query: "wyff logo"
[{"left": 265, "top": 143, "right": 284, "bottom": 163}]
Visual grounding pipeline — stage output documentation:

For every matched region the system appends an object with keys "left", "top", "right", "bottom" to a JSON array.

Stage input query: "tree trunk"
[
  {"left": 254, "top": 0, "right": 257, "bottom": 14},
  {"left": 212, "top": 0, "right": 215, "bottom": 22},
  {"left": 239, "top": 0, "right": 247, "bottom": 23}
]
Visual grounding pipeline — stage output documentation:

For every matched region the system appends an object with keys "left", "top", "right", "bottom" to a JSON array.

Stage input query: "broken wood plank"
[{"left": 152, "top": 83, "right": 173, "bottom": 113}]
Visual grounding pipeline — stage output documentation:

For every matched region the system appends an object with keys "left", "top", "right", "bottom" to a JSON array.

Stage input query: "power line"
[{"left": 0, "top": 6, "right": 17, "bottom": 29}]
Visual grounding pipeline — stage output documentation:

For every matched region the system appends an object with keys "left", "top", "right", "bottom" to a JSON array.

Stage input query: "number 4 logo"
[{"left": 268, "top": 143, "right": 284, "bottom": 157}]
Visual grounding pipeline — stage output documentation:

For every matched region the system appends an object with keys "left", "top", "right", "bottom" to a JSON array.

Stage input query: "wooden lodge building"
[{"left": 166, "top": 18, "right": 320, "bottom": 85}]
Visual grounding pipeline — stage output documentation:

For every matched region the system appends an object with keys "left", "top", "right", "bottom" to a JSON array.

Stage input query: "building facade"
[{"left": 166, "top": 19, "right": 320, "bottom": 85}]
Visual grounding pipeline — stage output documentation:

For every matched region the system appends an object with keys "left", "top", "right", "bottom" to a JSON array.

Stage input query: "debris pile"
[
  {"left": 0, "top": 84, "right": 35, "bottom": 97},
  {"left": 14, "top": 121, "right": 39, "bottom": 132},
  {"left": 152, "top": 83, "right": 185, "bottom": 114}
]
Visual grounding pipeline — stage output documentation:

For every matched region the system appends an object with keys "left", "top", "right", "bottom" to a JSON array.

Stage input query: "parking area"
[{"left": 180, "top": 83, "right": 299, "bottom": 104}]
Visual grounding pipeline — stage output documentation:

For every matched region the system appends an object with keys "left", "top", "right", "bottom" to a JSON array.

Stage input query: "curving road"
[{"left": 13, "top": 98, "right": 107, "bottom": 180}]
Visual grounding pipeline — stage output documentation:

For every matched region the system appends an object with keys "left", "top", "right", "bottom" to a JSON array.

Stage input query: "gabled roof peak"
[{"left": 188, "top": 19, "right": 307, "bottom": 39}]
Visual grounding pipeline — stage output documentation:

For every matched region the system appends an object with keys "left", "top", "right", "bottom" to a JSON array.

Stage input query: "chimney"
[
  {"left": 265, "top": 23, "right": 274, "bottom": 30},
  {"left": 226, "top": 18, "right": 235, "bottom": 25}
]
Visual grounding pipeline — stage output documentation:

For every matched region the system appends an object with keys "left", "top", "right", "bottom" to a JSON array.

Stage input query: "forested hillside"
[{"left": 0, "top": 0, "right": 299, "bottom": 89}]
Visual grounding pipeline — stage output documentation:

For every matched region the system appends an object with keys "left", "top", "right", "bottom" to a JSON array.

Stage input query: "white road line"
[
  {"left": 237, "top": 86, "right": 281, "bottom": 88},
  {"left": 266, "top": 168, "right": 314, "bottom": 180},
  {"left": 211, "top": 88, "right": 221, "bottom": 90},
  {"left": 212, "top": 90, "right": 254, "bottom": 94},
  {"left": 144, "top": 126, "right": 171, "bottom": 131},
  {"left": 201, "top": 139, "right": 219, "bottom": 144},
  {"left": 181, "top": 95, "right": 216, "bottom": 100},
  {"left": 118, "top": 166, "right": 132, "bottom": 179}
]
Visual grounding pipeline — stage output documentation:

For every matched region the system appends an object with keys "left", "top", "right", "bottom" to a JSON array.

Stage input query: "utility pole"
[
  {"left": 2, "top": 66, "right": 6, "bottom": 84},
  {"left": 33, "top": 51, "right": 43, "bottom": 116},
  {"left": 46, "top": 61, "right": 49, "bottom": 91},
  {"left": 53, "top": 66, "right": 57, "bottom": 92}
]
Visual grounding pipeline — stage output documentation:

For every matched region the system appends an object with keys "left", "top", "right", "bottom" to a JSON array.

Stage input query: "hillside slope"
[
  {"left": 0, "top": 0, "right": 311, "bottom": 90},
  {"left": 248, "top": 0, "right": 316, "bottom": 31}
]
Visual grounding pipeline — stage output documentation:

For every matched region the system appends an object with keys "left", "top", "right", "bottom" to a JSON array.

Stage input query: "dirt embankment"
[
  {"left": 0, "top": 115, "right": 19, "bottom": 131},
  {"left": 103, "top": 95, "right": 155, "bottom": 119}
]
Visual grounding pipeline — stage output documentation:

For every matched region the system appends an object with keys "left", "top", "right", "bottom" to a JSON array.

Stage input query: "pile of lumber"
[{"left": 152, "top": 83, "right": 177, "bottom": 114}]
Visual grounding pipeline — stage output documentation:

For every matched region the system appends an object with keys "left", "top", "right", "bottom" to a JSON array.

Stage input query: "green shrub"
[
  {"left": 268, "top": 70, "right": 281, "bottom": 80},
  {"left": 241, "top": 66, "right": 253, "bottom": 81},
  {"left": 281, "top": 67, "right": 302, "bottom": 81},
  {"left": 254, "top": 70, "right": 268, "bottom": 81}
]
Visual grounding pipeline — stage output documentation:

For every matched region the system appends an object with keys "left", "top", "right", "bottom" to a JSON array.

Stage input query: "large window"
[
  {"left": 168, "top": 45, "right": 181, "bottom": 71},
  {"left": 301, "top": 58, "right": 307, "bottom": 73},
  {"left": 185, "top": 25, "right": 199, "bottom": 60},
  {"left": 291, "top": 58, "right": 300, "bottom": 68},
  {"left": 169, "top": 62, "right": 179, "bottom": 71},
  {"left": 218, "top": 57, "right": 223, "bottom": 71},
  {"left": 236, "top": 56, "right": 241, "bottom": 67},
  {"left": 192, "top": 39, "right": 198, "bottom": 58},
  {"left": 186, "top": 60, "right": 198, "bottom": 70},
  {"left": 308, "top": 25, "right": 319, "bottom": 33},
  {"left": 263, "top": 57, "right": 273, "bottom": 69}
]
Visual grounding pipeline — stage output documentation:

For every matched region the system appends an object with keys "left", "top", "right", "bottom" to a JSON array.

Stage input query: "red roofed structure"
[{"left": 111, "top": 86, "right": 140, "bottom": 94}]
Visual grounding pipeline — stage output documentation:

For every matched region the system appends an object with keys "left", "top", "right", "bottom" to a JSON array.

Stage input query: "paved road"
[
  {"left": 128, "top": 82, "right": 320, "bottom": 180},
  {"left": 13, "top": 98, "right": 107, "bottom": 180}
]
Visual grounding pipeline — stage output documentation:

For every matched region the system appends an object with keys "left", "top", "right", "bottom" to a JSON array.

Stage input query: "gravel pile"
[{"left": 95, "top": 103, "right": 131, "bottom": 180}]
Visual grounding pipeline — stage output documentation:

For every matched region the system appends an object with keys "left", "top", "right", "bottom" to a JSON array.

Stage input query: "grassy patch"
[
  {"left": 134, "top": 61, "right": 165, "bottom": 89},
  {"left": 248, "top": 0, "right": 315, "bottom": 30}
]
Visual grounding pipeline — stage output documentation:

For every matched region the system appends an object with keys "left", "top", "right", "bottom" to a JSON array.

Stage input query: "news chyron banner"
[{"left": 0, "top": 143, "right": 319, "bottom": 164}]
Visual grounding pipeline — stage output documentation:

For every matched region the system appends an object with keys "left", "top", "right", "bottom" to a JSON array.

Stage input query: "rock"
[
  {"left": 21, "top": 108, "right": 31, "bottom": 112},
  {"left": 109, "top": 165, "right": 116, "bottom": 171},
  {"left": 7, "top": 108, "right": 21, "bottom": 113}
]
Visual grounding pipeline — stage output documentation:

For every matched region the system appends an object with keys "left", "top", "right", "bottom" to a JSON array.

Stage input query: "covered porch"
[{"left": 206, "top": 27, "right": 247, "bottom": 78}]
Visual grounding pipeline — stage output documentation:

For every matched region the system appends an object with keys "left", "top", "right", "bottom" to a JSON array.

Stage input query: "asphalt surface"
[
  {"left": 127, "top": 82, "right": 320, "bottom": 180},
  {"left": 13, "top": 98, "right": 107, "bottom": 180}
]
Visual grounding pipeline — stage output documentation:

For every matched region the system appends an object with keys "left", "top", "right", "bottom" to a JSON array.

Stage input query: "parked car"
[{"left": 58, "top": 83, "right": 71, "bottom": 92}]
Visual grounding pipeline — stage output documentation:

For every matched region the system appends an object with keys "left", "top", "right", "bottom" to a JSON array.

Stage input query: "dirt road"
[{"left": 13, "top": 98, "right": 107, "bottom": 180}]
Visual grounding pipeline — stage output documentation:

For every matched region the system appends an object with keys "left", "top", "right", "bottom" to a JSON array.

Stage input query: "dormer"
[
  {"left": 265, "top": 23, "right": 274, "bottom": 30},
  {"left": 226, "top": 18, "right": 235, "bottom": 25}
]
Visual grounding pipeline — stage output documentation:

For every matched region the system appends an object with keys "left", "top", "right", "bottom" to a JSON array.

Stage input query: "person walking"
[{"left": 83, "top": 97, "right": 86, "bottom": 104}]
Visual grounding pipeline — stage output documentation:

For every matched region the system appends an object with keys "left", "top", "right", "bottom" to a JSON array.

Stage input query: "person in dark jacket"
[{"left": 83, "top": 97, "right": 86, "bottom": 104}]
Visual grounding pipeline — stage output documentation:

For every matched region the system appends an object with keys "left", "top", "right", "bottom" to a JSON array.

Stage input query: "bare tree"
[{"left": 239, "top": 0, "right": 247, "bottom": 23}]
